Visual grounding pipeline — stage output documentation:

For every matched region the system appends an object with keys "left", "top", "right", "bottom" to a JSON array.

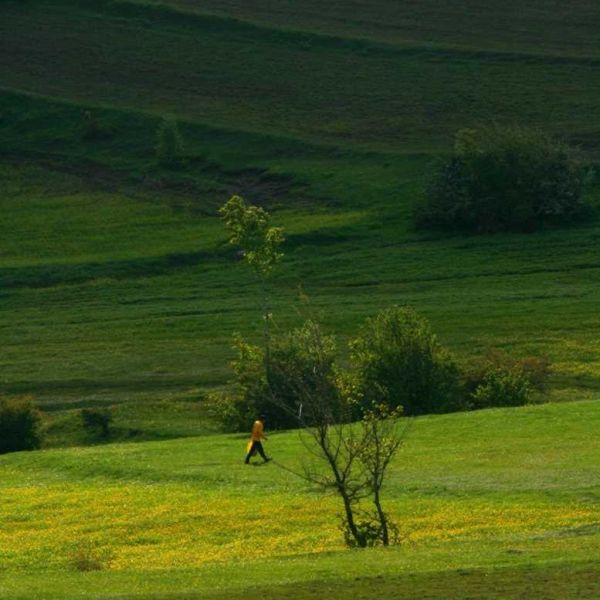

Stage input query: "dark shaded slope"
[{"left": 1, "top": 0, "right": 599, "bottom": 151}]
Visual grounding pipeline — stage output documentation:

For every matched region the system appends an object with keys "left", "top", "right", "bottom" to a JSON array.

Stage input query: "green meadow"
[
  {"left": 1, "top": 401, "right": 599, "bottom": 599},
  {"left": 0, "top": 0, "right": 599, "bottom": 597}
]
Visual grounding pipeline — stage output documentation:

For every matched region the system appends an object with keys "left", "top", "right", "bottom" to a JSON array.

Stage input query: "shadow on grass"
[{"left": 107, "top": 561, "right": 600, "bottom": 600}]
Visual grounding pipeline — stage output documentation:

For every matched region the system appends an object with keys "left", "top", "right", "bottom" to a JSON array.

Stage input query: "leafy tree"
[
  {"left": 350, "top": 306, "right": 463, "bottom": 415},
  {"left": 220, "top": 321, "right": 340, "bottom": 431},
  {"left": 419, "top": 126, "right": 590, "bottom": 233},
  {"left": 220, "top": 195, "right": 284, "bottom": 358},
  {"left": 0, "top": 397, "right": 42, "bottom": 454},
  {"left": 220, "top": 195, "right": 285, "bottom": 279}
]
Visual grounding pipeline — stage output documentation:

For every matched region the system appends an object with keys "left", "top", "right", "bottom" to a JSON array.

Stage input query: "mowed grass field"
[{"left": 0, "top": 401, "right": 599, "bottom": 599}]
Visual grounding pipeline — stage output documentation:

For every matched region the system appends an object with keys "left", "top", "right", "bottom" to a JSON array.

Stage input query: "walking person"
[{"left": 245, "top": 416, "right": 272, "bottom": 465}]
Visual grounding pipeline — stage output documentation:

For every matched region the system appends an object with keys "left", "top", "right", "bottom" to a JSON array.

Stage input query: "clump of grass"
[{"left": 70, "top": 540, "right": 113, "bottom": 572}]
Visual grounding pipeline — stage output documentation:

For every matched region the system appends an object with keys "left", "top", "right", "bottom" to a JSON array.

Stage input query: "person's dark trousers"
[{"left": 245, "top": 441, "right": 269, "bottom": 464}]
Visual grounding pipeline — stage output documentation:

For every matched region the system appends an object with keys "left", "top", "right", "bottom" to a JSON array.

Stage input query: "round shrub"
[
  {"left": 462, "top": 350, "right": 551, "bottom": 402},
  {"left": 350, "top": 307, "right": 463, "bottom": 416},
  {"left": 220, "top": 321, "right": 341, "bottom": 431},
  {"left": 418, "top": 126, "right": 590, "bottom": 233},
  {"left": 471, "top": 368, "right": 531, "bottom": 409},
  {"left": 0, "top": 397, "right": 43, "bottom": 454}
]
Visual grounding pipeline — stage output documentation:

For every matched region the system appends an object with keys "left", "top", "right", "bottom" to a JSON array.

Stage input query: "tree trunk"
[
  {"left": 373, "top": 488, "right": 389, "bottom": 546},
  {"left": 340, "top": 487, "right": 364, "bottom": 547},
  {"left": 260, "top": 277, "right": 271, "bottom": 368}
]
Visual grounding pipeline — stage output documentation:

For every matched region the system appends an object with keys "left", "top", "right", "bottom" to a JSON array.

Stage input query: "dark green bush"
[
  {"left": 81, "top": 407, "right": 113, "bottom": 438},
  {"left": 462, "top": 350, "right": 550, "bottom": 409},
  {"left": 215, "top": 338, "right": 267, "bottom": 432},
  {"left": 418, "top": 126, "right": 589, "bottom": 233},
  {"left": 216, "top": 311, "right": 551, "bottom": 431},
  {"left": 350, "top": 307, "right": 463, "bottom": 416},
  {"left": 471, "top": 368, "right": 531, "bottom": 409},
  {"left": 0, "top": 397, "right": 43, "bottom": 454},
  {"left": 219, "top": 321, "right": 341, "bottom": 431}
]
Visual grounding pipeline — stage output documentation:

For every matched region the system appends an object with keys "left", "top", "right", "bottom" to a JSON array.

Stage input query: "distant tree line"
[{"left": 217, "top": 306, "right": 549, "bottom": 432}]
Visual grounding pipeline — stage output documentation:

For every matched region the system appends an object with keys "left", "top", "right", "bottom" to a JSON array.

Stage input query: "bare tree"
[
  {"left": 275, "top": 321, "right": 368, "bottom": 546},
  {"left": 267, "top": 321, "right": 408, "bottom": 547},
  {"left": 358, "top": 403, "right": 408, "bottom": 545}
]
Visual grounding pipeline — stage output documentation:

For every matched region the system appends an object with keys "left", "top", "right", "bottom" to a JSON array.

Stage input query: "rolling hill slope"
[
  {"left": 0, "top": 401, "right": 599, "bottom": 599},
  {"left": 1, "top": 0, "right": 600, "bottom": 151},
  {"left": 0, "top": 0, "right": 599, "bottom": 435},
  {"left": 1, "top": 3, "right": 600, "bottom": 598}
]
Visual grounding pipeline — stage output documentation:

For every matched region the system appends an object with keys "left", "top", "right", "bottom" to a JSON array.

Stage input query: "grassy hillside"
[
  {"left": 0, "top": 0, "right": 599, "bottom": 440},
  {"left": 1, "top": 152, "right": 598, "bottom": 436},
  {"left": 145, "top": 0, "right": 600, "bottom": 57},
  {"left": 0, "top": 401, "right": 599, "bottom": 599},
  {"left": 1, "top": 2, "right": 599, "bottom": 599},
  {"left": 1, "top": 0, "right": 599, "bottom": 152}
]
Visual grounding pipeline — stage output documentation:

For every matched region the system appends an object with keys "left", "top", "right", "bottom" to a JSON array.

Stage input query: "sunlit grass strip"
[{"left": 1, "top": 483, "right": 597, "bottom": 571}]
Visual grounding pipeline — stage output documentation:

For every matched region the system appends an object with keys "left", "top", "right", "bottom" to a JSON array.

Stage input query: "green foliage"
[
  {"left": 471, "top": 368, "right": 532, "bottom": 409},
  {"left": 462, "top": 350, "right": 550, "bottom": 409},
  {"left": 0, "top": 397, "right": 42, "bottom": 454},
  {"left": 267, "top": 320, "right": 342, "bottom": 425},
  {"left": 350, "top": 307, "right": 463, "bottom": 416},
  {"left": 81, "top": 407, "right": 113, "bottom": 438},
  {"left": 217, "top": 337, "right": 268, "bottom": 432},
  {"left": 463, "top": 350, "right": 551, "bottom": 394},
  {"left": 155, "top": 118, "right": 185, "bottom": 166},
  {"left": 419, "top": 126, "right": 590, "bottom": 233},
  {"left": 220, "top": 195, "right": 285, "bottom": 279},
  {"left": 220, "top": 321, "right": 340, "bottom": 431}
]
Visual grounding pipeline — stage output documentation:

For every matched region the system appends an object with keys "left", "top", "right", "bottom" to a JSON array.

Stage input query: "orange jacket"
[{"left": 250, "top": 420, "right": 266, "bottom": 442}]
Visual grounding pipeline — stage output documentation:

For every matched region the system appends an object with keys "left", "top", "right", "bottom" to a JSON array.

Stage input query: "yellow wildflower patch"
[{"left": 1, "top": 482, "right": 597, "bottom": 572}]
